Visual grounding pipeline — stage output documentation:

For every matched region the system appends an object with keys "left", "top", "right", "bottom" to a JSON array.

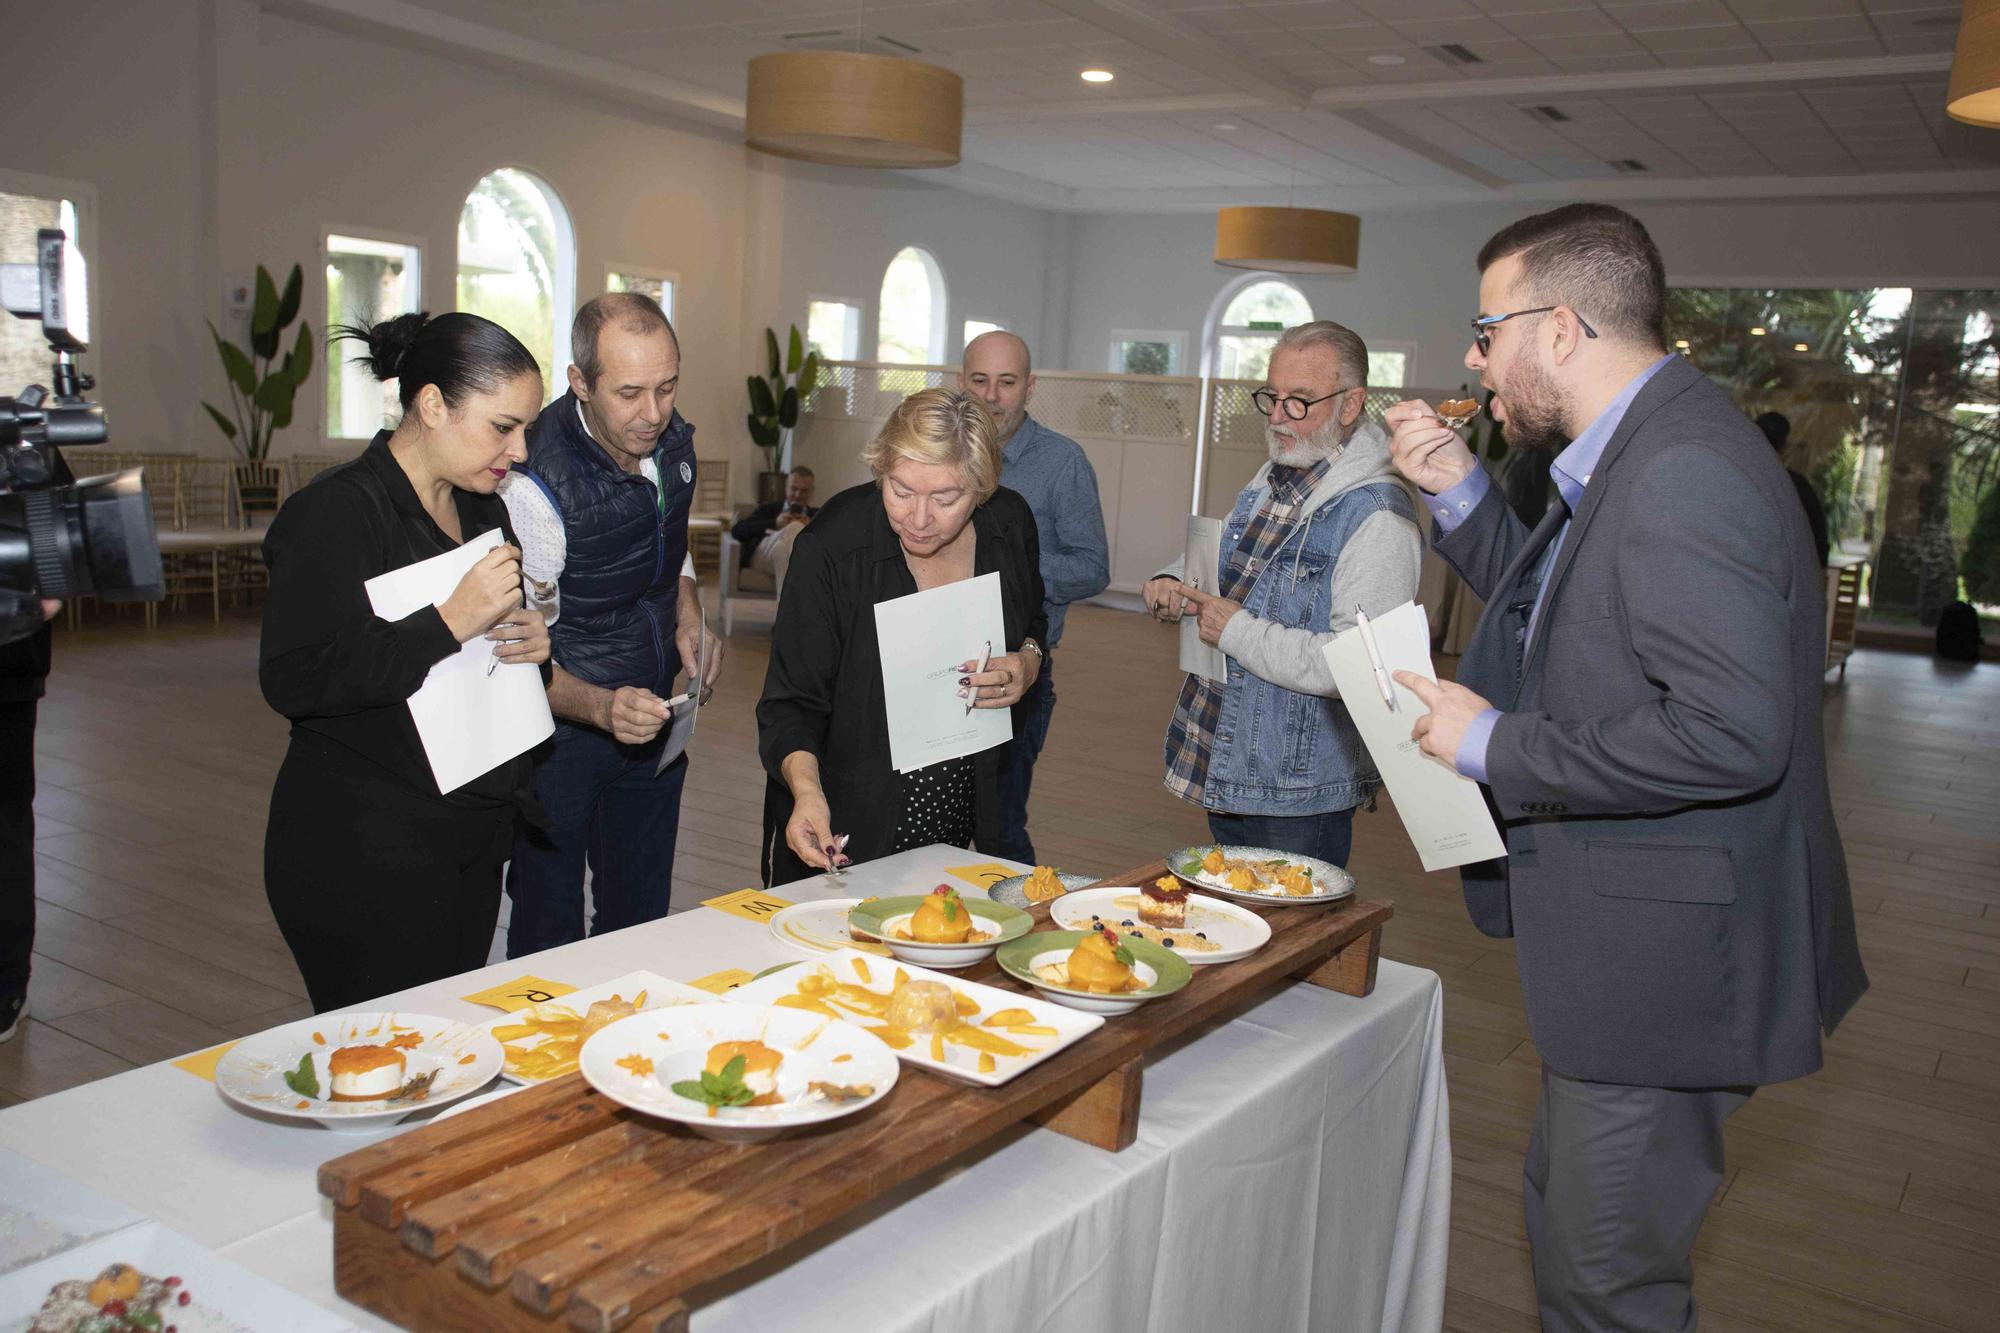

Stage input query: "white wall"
[{"left": 1059, "top": 198, "right": 2000, "bottom": 397}]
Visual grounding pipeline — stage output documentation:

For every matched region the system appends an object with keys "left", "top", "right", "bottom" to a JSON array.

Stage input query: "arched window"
[
  {"left": 877, "top": 246, "right": 947, "bottom": 365},
  {"left": 1206, "top": 277, "right": 1312, "bottom": 381},
  {"left": 456, "top": 168, "right": 575, "bottom": 399}
]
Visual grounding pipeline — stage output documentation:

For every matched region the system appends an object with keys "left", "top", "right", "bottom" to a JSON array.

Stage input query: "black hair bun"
[{"left": 331, "top": 311, "right": 431, "bottom": 383}]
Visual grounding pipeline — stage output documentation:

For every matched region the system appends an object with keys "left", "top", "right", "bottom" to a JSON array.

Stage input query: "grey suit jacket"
[{"left": 1437, "top": 353, "right": 1867, "bottom": 1089}]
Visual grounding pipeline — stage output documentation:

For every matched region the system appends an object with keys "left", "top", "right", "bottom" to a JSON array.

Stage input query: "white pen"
[
  {"left": 964, "top": 638, "right": 992, "bottom": 716},
  {"left": 1354, "top": 605, "right": 1400, "bottom": 714}
]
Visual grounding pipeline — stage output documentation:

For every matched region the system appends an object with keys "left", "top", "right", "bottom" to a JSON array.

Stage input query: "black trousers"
[
  {"left": 0, "top": 699, "right": 35, "bottom": 998},
  {"left": 264, "top": 747, "right": 514, "bottom": 1013}
]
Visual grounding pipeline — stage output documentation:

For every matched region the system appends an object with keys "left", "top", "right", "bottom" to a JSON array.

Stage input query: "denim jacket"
[{"left": 1200, "top": 475, "right": 1419, "bottom": 815}]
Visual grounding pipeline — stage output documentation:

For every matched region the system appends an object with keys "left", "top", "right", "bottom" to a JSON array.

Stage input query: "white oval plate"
[
  {"left": 768, "top": 898, "right": 892, "bottom": 957},
  {"left": 1048, "top": 887, "right": 1272, "bottom": 965},
  {"left": 215, "top": 1011, "right": 503, "bottom": 1133},
  {"left": 1166, "top": 844, "right": 1356, "bottom": 906},
  {"left": 579, "top": 1003, "right": 898, "bottom": 1143}
]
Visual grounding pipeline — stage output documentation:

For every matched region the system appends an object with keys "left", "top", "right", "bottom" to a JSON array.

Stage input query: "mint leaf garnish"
[
  {"left": 282, "top": 1052, "right": 318, "bottom": 1099},
  {"left": 1113, "top": 944, "right": 1135, "bottom": 967},
  {"left": 675, "top": 1053, "right": 757, "bottom": 1108}
]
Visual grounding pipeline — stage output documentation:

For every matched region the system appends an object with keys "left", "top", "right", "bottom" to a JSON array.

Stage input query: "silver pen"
[
  {"left": 1354, "top": 606, "right": 1400, "bottom": 714},
  {"left": 964, "top": 638, "right": 992, "bottom": 716}
]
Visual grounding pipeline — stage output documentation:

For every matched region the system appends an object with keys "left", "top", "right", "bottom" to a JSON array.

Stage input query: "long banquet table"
[{"left": 0, "top": 844, "right": 1451, "bottom": 1331}]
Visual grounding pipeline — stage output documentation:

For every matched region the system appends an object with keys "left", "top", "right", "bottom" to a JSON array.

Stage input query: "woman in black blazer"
[
  {"left": 757, "top": 389, "right": 1047, "bottom": 887},
  {"left": 260, "top": 312, "right": 549, "bottom": 1011}
]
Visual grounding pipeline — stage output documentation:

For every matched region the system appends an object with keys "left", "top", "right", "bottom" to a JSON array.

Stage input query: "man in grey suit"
[{"left": 1384, "top": 203, "right": 1868, "bottom": 1331}]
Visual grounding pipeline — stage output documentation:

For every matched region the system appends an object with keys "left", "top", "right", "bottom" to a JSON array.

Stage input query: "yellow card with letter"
[
  {"left": 173, "top": 1041, "right": 239, "bottom": 1082},
  {"left": 461, "top": 976, "right": 578, "bottom": 1012},
  {"left": 946, "top": 862, "right": 1016, "bottom": 891},
  {"left": 689, "top": 968, "right": 756, "bottom": 995},
  {"left": 702, "top": 888, "right": 793, "bottom": 922}
]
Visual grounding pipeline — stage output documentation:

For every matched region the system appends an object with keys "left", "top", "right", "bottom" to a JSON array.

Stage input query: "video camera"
[{"left": 0, "top": 227, "right": 162, "bottom": 646}]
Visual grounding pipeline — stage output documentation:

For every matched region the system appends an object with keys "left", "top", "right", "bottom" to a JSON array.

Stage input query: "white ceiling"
[{"left": 280, "top": 0, "right": 2000, "bottom": 210}]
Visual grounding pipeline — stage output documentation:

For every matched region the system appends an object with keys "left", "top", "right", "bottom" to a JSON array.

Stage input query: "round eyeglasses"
[{"left": 1252, "top": 386, "right": 1355, "bottom": 421}]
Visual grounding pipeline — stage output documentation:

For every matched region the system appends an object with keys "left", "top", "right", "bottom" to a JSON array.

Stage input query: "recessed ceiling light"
[
  {"left": 1080, "top": 68, "right": 1114, "bottom": 83},
  {"left": 1674, "top": 339, "right": 1691, "bottom": 349},
  {"left": 1368, "top": 54, "right": 1406, "bottom": 66},
  {"left": 1750, "top": 326, "right": 1768, "bottom": 336},
  {"left": 1213, "top": 122, "right": 1239, "bottom": 131},
  {"left": 1794, "top": 342, "right": 1810, "bottom": 352}
]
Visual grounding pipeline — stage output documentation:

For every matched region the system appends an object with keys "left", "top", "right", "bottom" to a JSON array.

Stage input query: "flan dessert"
[
  {"left": 328, "top": 1043, "right": 406, "bottom": 1101},
  {"left": 578, "top": 994, "right": 640, "bottom": 1043},
  {"left": 908, "top": 885, "right": 977, "bottom": 943},
  {"left": 705, "top": 1040, "right": 784, "bottom": 1106},
  {"left": 1140, "top": 875, "right": 1189, "bottom": 928},
  {"left": 884, "top": 978, "right": 961, "bottom": 1034}
]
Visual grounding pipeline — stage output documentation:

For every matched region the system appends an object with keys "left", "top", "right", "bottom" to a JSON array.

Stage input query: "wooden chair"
[
  {"left": 687, "top": 459, "right": 732, "bottom": 574},
  {"left": 1826, "top": 559, "right": 1863, "bottom": 678}
]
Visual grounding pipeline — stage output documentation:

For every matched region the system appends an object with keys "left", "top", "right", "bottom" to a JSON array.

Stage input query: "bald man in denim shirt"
[{"left": 960, "top": 331, "right": 1110, "bottom": 863}]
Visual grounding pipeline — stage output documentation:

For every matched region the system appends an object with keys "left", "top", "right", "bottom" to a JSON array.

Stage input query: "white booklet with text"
[
  {"left": 1323, "top": 600, "right": 1507, "bottom": 872},
  {"left": 1178, "top": 515, "right": 1228, "bottom": 683},
  {"left": 364, "top": 527, "right": 555, "bottom": 794},
  {"left": 874, "top": 571, "right": 1012, "bottom": 773}
]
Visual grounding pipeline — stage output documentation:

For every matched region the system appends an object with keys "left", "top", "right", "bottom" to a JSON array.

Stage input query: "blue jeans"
[
  {"left": 505, "top": 721, "right": 688, "bottom": 959},
  {"left": 993, "top": 652, "right": 1055, "bottom": 864},
  {"left": 1206, "top": 805, "right": 1355, "bottom": 868}
]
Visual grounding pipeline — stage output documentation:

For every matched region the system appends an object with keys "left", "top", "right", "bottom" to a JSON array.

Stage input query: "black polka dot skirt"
[{"left": 889, "top": 756, "right": 976, "bottom": 852}]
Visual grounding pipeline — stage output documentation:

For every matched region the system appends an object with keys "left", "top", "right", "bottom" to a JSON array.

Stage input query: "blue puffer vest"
[
  {"left": 1201, "top": 478, "right": 1418, "bottom": 815},
  {"left": 518, "top": 391, "right": 695, "bottom": 694}
]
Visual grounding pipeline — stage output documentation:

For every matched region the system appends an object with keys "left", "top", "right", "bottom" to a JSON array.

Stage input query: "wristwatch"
[{"left": 1018, "top": 638, "right": 1044, "bottom": 662}]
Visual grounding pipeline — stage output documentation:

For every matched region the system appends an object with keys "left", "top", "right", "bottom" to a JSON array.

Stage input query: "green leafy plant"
[
  {"left": 204, "top": 263, "right": 314, "bottom": 463},
  {"left": 672, "top": 1054, "right": 756, "bottom": 1109},
  {"left": 746, "top": 325, "right": 820, "bottom": 475}
]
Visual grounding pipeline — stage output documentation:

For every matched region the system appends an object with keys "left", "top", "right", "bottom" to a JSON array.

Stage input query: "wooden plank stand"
[{"left": 325, "top": 862, "right": 1391, "bottom": 1332}]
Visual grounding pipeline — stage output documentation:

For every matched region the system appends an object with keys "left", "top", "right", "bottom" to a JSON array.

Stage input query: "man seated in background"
[{"left": 729, "top": 465, "right": 817, "bottom": 592}]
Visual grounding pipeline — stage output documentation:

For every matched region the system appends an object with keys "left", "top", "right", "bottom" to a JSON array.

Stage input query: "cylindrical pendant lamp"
[
  {"left": 1213, "top": 206, "right": 1360, "bottom": 275},
  {"left": 746, "top": 51, "right": 963, "bottom": 168},
  {"left": 1948, "top": 0, "right": 2000, "bottom": 127}
]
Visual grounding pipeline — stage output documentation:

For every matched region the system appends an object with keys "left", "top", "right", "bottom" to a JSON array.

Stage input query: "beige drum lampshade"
[
  {"left": 1948, "top": 0, "right": 2000, "bottom": 127},
  {"left": 746, "top": 51, "right": 963, "bottom": 168},
  {"left": 1214, "top": 206, "right": 1361, "bottom": 275}
]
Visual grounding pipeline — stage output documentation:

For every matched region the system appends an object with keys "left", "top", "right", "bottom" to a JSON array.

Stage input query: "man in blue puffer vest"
[
  {"left": 1145, "top": 321, "right": 1424, "bottom": 868},
  {"left": 499, "top": 293, "right": 721, "bottom": 956}
]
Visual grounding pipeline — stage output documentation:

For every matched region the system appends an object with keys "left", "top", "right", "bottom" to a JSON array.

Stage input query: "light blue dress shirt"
[{"left": 1426, "top": 354, "right": 1676, "bottom": 783}]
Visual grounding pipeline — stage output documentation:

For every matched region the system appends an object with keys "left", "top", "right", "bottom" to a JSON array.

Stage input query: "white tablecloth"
[{"left": 0, "top": 845, "right": 1449, "bottom": 1332}]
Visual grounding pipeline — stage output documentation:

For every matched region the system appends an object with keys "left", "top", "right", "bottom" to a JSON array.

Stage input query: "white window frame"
[
  {"left": 806, "top": 294, "right": 866, "bottom": 362},
  {"left": 1364, "top": 337, "right": 1418, "bottom": 390},
  {"left": 962, "top": 317, "right": 1005, "bottom": 353},
  {"left": 1202, "top": 271, "right": 1312, "bottom": 379},
  {"left": 877, "top": 245, "right": 949, "bottom": 365},
  {"left": 1108, "top": 329, "right": 1187, "bottom": 376},
  {"left": 604, "top": 262, "right": 679, "bottom": 322},
  {"left": 320, "top": 224, "right": 426, "bottom": 442},
  {"left": 455, "top": 165, "right": 577, "bottom": 386}
]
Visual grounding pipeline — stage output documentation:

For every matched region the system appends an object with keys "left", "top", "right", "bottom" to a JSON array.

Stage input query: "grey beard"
[{"left": 1266, "top": 416, "right": 1348, "bottom": 467}]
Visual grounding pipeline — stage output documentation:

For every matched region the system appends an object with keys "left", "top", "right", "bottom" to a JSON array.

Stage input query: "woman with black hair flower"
[{"left": 260, "top": 311, "right": 549, "bottom": 1010}]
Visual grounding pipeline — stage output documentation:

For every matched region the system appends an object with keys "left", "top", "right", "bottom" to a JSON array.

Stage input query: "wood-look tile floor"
[{"left": 6, "top": 598, "right": 1997, "bottom": 1330}]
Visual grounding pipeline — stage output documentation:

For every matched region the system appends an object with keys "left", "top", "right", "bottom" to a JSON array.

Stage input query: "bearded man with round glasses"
[{"left": 1143, "top": 320, "right": 1423, "bottom": 868}]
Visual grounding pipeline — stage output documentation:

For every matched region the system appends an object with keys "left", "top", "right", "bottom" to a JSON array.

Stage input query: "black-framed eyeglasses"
[
  {"left": 1252, "top": 386, "right": 1355, "bottom": 421},
  {"left": 1470, "top": 306, "right": 1598, "bottom": 356}
]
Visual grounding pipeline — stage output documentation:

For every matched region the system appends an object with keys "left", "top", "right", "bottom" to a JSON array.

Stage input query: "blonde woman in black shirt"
[{"left": 260, "top": 312, "right": 550, "bottom": 1011}]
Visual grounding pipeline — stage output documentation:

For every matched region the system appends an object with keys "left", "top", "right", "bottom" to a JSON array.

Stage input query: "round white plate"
[
  {"left": 768, "top": 898, "right": 892, "bottom": 957},
  {"left": 1166, "top": 844, "right": 1356, "bottom": 906},
  {"left": 216, "top": 1011, "right": 503, "bottom": 1133},
  {"left": 579, "top": 1004, "right": 898, "bottom": 1143},
  {"left": 1048, "top": 887, "right": 1271, "bottom": 965}
]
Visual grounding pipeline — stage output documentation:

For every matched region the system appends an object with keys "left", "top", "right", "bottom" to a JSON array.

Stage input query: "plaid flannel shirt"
[{"left": 1163, "top": 457, "right": 1332, "bottom": 805}]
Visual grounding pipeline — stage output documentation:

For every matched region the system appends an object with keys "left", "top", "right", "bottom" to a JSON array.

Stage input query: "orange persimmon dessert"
[
  {"left": 328, "top": 1044, "right": 406, "bottom": 1100},
  {"left": 1066, "top": 929, "right": 1143, "bottom": 993},
  {"left": 706, "top": 1040, "right": 784, "bottom": 1106},
  {"left": 909, "top": 885, "right": 974, "bottom": 943}
]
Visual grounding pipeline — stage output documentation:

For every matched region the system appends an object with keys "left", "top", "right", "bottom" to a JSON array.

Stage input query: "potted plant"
[
  {"left": 746, "top": 325, "right": 819, "bottom": 505},
  {"left": 204, "top": 263, "right": 312, "bottom": 518}
]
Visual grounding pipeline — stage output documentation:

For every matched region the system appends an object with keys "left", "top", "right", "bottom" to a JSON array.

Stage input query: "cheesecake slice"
[{"left": 1140, "top": 875, "right": 1188, "bottom": 929}]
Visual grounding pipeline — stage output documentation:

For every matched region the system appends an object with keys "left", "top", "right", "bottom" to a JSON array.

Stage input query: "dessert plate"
[
  {"left": 477, "top": 971, "right": 716, "bottom": 1085},
  {"left": 767, "top": 897, "right": 893, "bottom": 957},
  {"left": 988, "top": 871, "right": 1096, "bottom": 911},
  {"left": 724, "top": 949, "right": 1101, "bottom": 1088},
  {"left": 846, "top": 895, "right": 1032, "bottom": 970},
  {"left": 996, "top": 930, "right": 1192, "bottom": 1016},
  {"left": 1165, "top": 844, "right": 1355, "bottom": 907},
  {"left": 1048, "top": 887, "right": 1270, "bottom": 965},
  {"left": 215, "top": 1011, "right": 502, "bottom": 1133},
  {"left": 579, "top": 1003, "right": 898, "bottom": 1144}
]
